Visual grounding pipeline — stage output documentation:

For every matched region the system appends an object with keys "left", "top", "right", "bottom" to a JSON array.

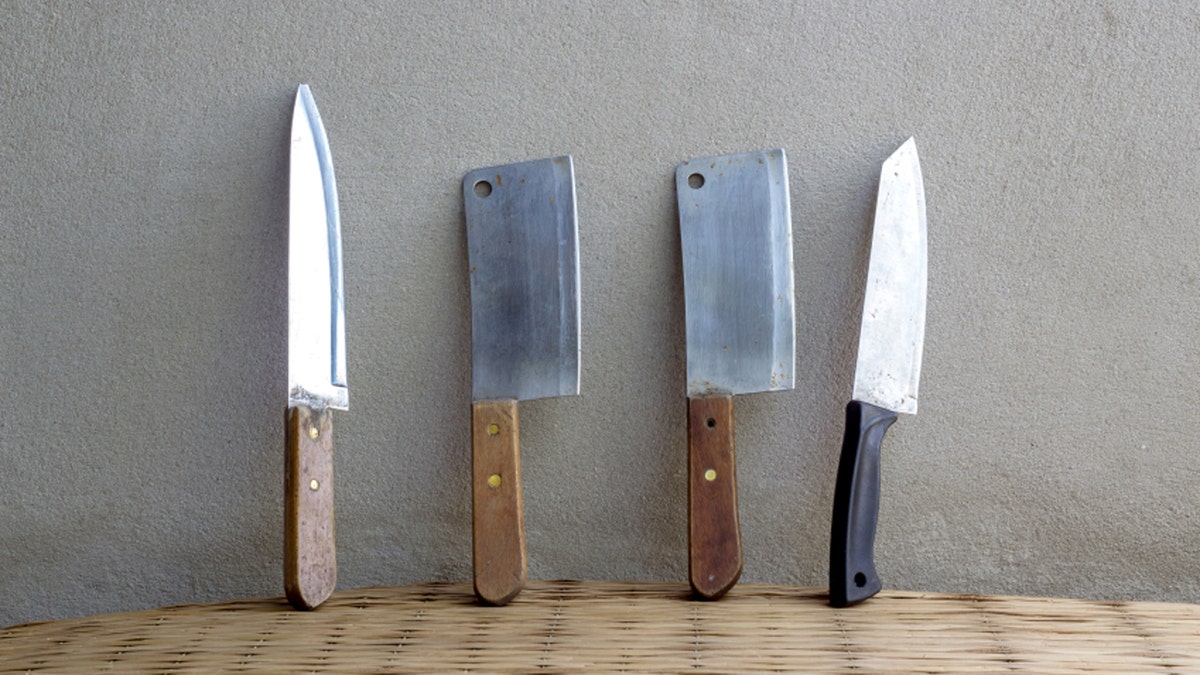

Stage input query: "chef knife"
[
  {"left": 285, "top": 84, "right": 349, "bottom": 611},
  {"left": 829, "top": 138, "right": 926, "bottom": 608},
  {"left": 676, "top": 149, "right": 795, "bottom": 600},
  {"left": 464, "top": 156, "right": 580, "bottom": 606}
]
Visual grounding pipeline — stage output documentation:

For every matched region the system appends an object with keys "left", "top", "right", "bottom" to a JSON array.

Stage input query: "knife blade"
[
  {"left": 285, "top": 84, "right": 348, "bottom": 611},
  {"left": 829, "top": 137, "right": 926, "bottom": 608},
  {"left": 464, "top": 156, "right": 580, "bottom": 605},
  {"left": 676, "top": 148, "right": 795, "bottom": 600}
]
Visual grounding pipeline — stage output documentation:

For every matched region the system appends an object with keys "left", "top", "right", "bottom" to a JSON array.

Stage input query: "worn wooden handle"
[
  {"left": 687, "top": 394, "right": 742, "bottom": 599},
  {"left": 284, "top": 405, "right": 337, "bottom": 610},
  {"left": 472, "top": 399, "right": 527, "bottom": 605}
]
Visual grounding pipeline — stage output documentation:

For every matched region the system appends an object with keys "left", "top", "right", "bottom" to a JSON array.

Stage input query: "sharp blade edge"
[
  {"left": 288, "top": 85, "right": 348, "bottom": 410},
  {"left": 852, "top": 138, "right": 926, "bottom": 415},
  {"left": 678, "top": 149, "right": 795, "bottom": 397}
]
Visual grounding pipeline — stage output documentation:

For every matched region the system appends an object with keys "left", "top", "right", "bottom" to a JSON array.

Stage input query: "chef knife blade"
[
  {"left": 829, "top": 137, "right": 926, "bottom": 608},
  {"left": 285, "top": 84, "right": 349, "bottom": 611},
  {"left": 677, "top": 148, "right": 795, "bottom": 599},
  {"left": 464, "top": 156, "right": 580, "bottom": 606}
]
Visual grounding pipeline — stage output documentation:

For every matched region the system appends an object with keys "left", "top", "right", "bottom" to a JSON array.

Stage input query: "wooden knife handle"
[
  {"left": 687, "top": 394, "right": 742, "bottom": 599},
  {"left": 472, "top": 399, "right": 526, "bottom": 605},
  {"left": 284, "top": 405, "right": 337, "bottom": 610},
  {"left": 829, "top": 400, "right": 897, "bottom": 608}
]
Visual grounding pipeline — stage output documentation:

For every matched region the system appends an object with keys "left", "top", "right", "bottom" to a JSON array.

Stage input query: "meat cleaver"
[
  {"left": 829, "top": 138, "right": 926, "bottom": 608},
  {"left": 676, "top": 149, "right": 795, "bottom": 600},
  {"left": 285, "top": 85, "right": 349, "bottom": 610},
  {"left": 463, "top": 156, "right": 580, "bottom": 606}
]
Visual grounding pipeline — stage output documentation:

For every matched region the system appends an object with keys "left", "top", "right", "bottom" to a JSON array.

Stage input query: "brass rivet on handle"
[
  {"left": 487, "top": 474, "right": 502, "bottom": 488},
  {"left": 487, "top": 423, "right": 500, "bottom": 436},
  {"left": 704, "top": 469, "right": 717, "bottom": 482},
  {"left": 309, "top": 479, "right": 320, "bottom": 491},
  {"left": 308, "top": 426, "right": 320, "bottom": 439}
]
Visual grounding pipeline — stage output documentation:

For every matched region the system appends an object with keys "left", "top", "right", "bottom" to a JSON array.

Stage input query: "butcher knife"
[
  {"left": 464, "top": 156, "right": 580, "bottom": 606},
  {"left": 285, "top": 84, "right": 349, "bottom": 610},
  {"left": 676, "top": 149, "right": 795, "bottom": 600},
  {"left": 829, "top": 137, "right": 926, "bottom": 608}
]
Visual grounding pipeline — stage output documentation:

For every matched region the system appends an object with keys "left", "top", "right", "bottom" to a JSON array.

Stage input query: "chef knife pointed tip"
[
  {"left": 888, "top": 137, "right": 919, "bottom": 164},
  {"left": 294, "top": 84, "right": 311, "bottom": 106}
]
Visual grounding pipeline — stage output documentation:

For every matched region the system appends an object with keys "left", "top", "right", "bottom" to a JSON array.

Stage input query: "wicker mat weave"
[{"left": 2, "top": 580, "right": 1198, "bottom": 673}]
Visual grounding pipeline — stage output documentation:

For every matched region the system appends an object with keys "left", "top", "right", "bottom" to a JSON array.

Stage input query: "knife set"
[{"left": 287, "top": 86, "right": 926, "bottom": 612}]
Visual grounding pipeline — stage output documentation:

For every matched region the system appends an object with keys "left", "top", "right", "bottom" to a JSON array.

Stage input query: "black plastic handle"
[{"left": 829, "top": 400, "right": 898, "bottom": 608}]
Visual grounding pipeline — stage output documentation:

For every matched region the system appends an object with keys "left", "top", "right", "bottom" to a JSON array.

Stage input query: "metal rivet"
[
  {"left": 309, "top": 479, "right": 320, "bottom": 491},
  {"left": 487, "top": 474, "right": 502, "bottom": 488},
  {"left": 704, "top": 469, "right": 717, "bottom": 482},
  {"left": 487, "top": 423, "right": 500, "bottom": 436},
  {"left": 308, "top": 426, "right": 320, "bottom": 439}
]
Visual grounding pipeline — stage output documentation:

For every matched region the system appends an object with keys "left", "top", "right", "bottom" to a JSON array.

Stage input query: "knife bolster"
[
  {"left": 687, "top": 394, "right": 742, "bottom": 600},
  {"left": 472, "top": 399, "right": 527, "bottom": 605},
  {"left": 285, "top": 404, "right": 337, "bottom": 610}
]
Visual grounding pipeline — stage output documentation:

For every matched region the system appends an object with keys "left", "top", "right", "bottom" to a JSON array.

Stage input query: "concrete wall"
[{"left": 2, "top": 1, "right": 1198, "bottom": 626}]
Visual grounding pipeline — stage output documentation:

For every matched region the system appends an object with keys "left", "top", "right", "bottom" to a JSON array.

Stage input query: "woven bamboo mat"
[{"left": 2, "top": 580, "right": 1198, "bottom": 673}]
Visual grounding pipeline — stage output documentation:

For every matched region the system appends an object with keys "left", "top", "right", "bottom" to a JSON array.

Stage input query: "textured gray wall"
[{"left": 2, "top": 2, "right": 1198, "bottom": 627}]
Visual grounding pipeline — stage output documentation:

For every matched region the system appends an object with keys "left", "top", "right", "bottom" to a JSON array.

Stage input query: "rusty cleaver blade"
[
  {"left": 285, "top": 84, "right": 348, "bottom": 610},
  {"left": 464, "top": 156, "right": 580, "bottom": 605},
  {"left": 677, "top": 148, "right": 795, "bottom": 599}
]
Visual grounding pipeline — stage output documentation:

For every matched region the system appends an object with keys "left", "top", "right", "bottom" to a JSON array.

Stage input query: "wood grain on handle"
[
  {"left": 472, "top": 399, "right": 526, "bottom": 606},
  {"left": 687, "top": 394, "right": 742, "bottom": 600},
  {"left": 285, "top": 405, "right": 337, "bottom": 610}
]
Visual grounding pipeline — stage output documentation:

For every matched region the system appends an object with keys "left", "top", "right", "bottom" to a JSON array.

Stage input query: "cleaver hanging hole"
[
  {"left": 473, "top": 180, "right": 493, "bottom": 198},
  {"left": 854, "top": 572, "right": 867, "bottom": 588},
  {"left": 687, "top": 173, "right": 705, "bottom": 189}
]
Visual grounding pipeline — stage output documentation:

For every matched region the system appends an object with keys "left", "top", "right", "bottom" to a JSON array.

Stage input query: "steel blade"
[
  {"left": 852, "top": 138, "right": 926, "bottom": 415},
  {"left": 678, "top": 148, "right": 794, "bottom": 397},
  {"left": 288, "top": 84, "right": 348, "bottom": 410},
  {"left": 465, "top": 156, "right": 580, "bottom": 402}
]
